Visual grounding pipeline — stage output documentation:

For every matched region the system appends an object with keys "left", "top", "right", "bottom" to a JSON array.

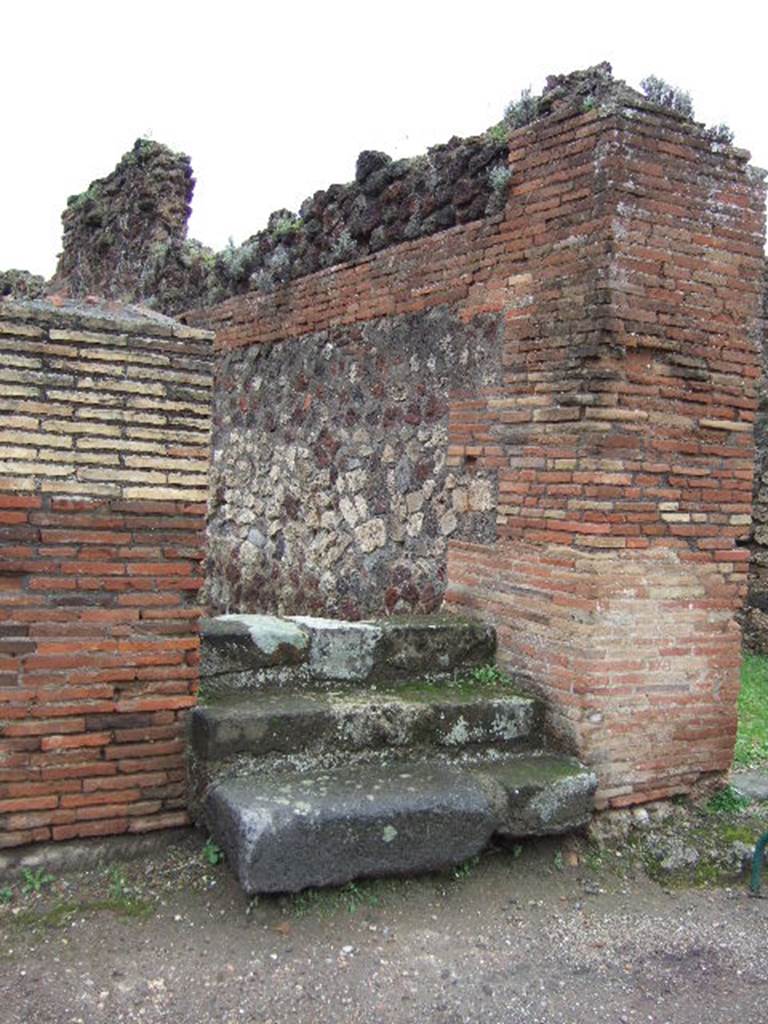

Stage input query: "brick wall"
[
  {"left": 744, "top": 264, "right": 768, "bottom": 650},
  {"left": 445, "top": 106, "right": 766, "bottom": 807},
  {"left": 0, "top": 302, "right": 213, "bottom": 847},
  {"left": 188, "top": 95, "right": 765, "bottom": 807}
]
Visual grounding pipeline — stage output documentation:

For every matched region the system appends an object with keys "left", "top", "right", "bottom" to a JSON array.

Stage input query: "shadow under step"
[
  {"left": 190, "top": 688, "right": 541, "bottom": 762},
  {"left": 205, "top": 754, "right": 597, "bottom": 895}
]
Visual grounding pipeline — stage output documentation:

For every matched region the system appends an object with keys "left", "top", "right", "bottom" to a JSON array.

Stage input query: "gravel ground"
[{"left": 1, "top": 830, "right": 766, "bottom": 1024}]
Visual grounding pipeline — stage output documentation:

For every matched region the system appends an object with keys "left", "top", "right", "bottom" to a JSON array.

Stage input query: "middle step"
[{"left": 190, "top": 687, "right": 542, "bottom": 762}]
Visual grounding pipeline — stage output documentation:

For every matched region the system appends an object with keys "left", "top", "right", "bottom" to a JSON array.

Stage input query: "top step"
[{"left": 200, "top": 614, "right": 496, "bottom": 697}]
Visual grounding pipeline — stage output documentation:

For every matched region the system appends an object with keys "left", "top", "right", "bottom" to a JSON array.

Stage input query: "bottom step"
[{"left": 205, "top": 755, "right": 596, "bottom": 894}]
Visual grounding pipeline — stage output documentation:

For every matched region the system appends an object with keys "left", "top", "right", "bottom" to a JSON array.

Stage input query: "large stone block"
[
  {"left": 202, "top": 754, "right": 597, "bottom": 893},
  {"left": 483, "top": 756, "right": 597, "bottom": 836},
  {"left": 206, "top": 764, "right": 497, "bottom": 894},
  {"left": 199, "top": 614, "right": 499, "bottom": 694},
  {"left": 288, "top": 616, "right": 382, "bottom": 682}
]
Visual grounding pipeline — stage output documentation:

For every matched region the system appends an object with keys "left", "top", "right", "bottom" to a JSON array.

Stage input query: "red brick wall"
[
  {"left": 444, "top": 109, "right": 765, "bottom": 806},
  {"left": 188, "top": 101, "right": 765, "bottom": 807},
  {"left": 0, "top": 304, "right": 213, "bottom": 847},
  {"left": 743, "top": 260, "right": 768, "bottom": 651}
]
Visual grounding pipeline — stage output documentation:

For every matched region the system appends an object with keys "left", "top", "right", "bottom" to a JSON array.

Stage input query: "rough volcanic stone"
[
  {"left": 188, "top": 689, "right": 538, "bottom": 761},
  {"left": 50, "top": 138, "right": 214, "bottom": 314},
  {"left": 288, "top": 616, "right": 383, "bottom": 682},
  {"left": 205, "top": 307, "right": 502, "bottom": 618},
  {"left": 482, "top": 755, "right": 597, "bottom": 836},
  {"left": 0, "top": 269, "right": 46, "bottom": 300},
  {"left": 355, "top": 150, "right": 392, "bottom": 184},
  {"left": 370, "top": 616, "right": 496, "bottom": 682},
  {"left": 205, "top": 764, "right": 497, "bottom": 894}
]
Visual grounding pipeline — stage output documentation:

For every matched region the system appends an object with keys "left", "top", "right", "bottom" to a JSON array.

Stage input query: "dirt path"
[{"left": 1, "top": 832, "right": 766, "bottom": 1024}]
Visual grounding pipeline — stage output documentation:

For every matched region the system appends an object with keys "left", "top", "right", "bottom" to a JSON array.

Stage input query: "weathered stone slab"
[
  {"left": 200, "top": 613, "right": 499, "bottom": 692},
  {"left": 370, "top": 616, "right": 496, "bottom": 683},
  {"left": 189, "top": 690, "right": 538, "bottom": 761},
  {"left": 287, "top": 616, "right": 383, "bottom": 682},
  {"left": 481, "top": 755, "right": 597, "bottom": 836},
  {"left": 190, "top": 694, "right": 336, "bottom": 761},
  {"left": 206, "top": 764, "right": 497, "bottom": 894},
  {"left": 202, "top": 614, "right": 309, "bottom": 667}
]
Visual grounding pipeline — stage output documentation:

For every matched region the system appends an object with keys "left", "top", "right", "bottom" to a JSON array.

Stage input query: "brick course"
[{"left": 0, "top": 303, "right": 213, "bottom": 846}]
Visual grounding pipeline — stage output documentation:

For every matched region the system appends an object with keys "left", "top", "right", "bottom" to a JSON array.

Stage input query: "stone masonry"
[
  {"left": 0, "top": 300, "right": 213, "bottom": 848},
  {"left": 207, "top": 308, "right": 500, "bottom": 617},
  {"left": 47, "top": 133, "right": 509, "bottom": 319},
  {"left": 187, "top": 66, "right": 767, "bottom": 808},
  {"left": 18, "top": 72, "right": 768, "bottom": 652}
]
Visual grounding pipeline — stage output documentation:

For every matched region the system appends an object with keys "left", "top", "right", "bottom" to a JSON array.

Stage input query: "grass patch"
[
  {"left": 735, "top": 654, "right": 768, "bottom": 768},
  {"left": 706, "top": 786, "right": 751, "bottom": 815},
  {"left": 395, "top": 665, "right": 524, "bottom": 703},
  {"left": 287, "top": 878, "right": 395, "bottom": 918},
  {"left": 8, "top": 895, "right": 155, "bottom": 931}
]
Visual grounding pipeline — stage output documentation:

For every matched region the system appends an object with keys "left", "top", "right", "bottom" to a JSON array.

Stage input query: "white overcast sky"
[{"left": 3, "top": 0, "right": 767, "bottom": 278}]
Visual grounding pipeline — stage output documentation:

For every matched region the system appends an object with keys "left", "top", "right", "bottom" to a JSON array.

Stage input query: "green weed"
[
  {"left": 202, "top": 839, "right": 224, "bottom": 866},
  {"left": 485, "top": 122, "right": 508, "bottom": 143},
  {"left": 504, "top": 87, "right": 540, "bottom": 129},
  {"left": 21, "top": 868, "right": 54, "bottom": 895},
  {"left": 108, "top": 867, "right": 128, "bottom": 900},
  {"left": 583, "top": 846, "right": 604, "bottom": 872},
  {"left": 640, "top": 75, "right": 694, "bottom": 118},
  {"left": 452, "top": 855, "right": 480, "bottom": 880},
  {"left": 468, "top": 664, "right": 504, "bottom": 687},
  {"left": 706, "top": 786, "right": 751, "bottom": 815},
  {"left": 289, "top": 879, "right": 386, "bottom": 918},
  {"left": 271, "top": 216, "right": 302, "bottom": 239},
  {"left": 10, "top": 896, "right": 154, "bottom": 931}
]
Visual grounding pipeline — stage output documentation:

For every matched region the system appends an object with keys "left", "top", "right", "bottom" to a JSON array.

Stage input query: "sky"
[{"left": 3, "top": 0, "right": 767, "bottom": 278}]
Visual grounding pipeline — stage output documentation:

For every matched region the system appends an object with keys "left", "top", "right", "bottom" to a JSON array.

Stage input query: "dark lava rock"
[{"left": 206, "top": 763, "right": 497, "bottom": 894}]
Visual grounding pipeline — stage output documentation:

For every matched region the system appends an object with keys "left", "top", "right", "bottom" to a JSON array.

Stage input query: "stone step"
[
  {"left": 189, "top": 687, "right": 540, "bottom": 763},
  {"left": 199, "top": 613, "right": 496, "bottom": 697},
  {"left": 204, "top": 754, "right": 597, "bottom": 894}
]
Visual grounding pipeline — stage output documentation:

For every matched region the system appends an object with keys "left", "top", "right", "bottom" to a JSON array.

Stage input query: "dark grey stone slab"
[
  {"left": 189, "top": 690, "right": 538, "bottom": 761},
  {"left": 370, "top": 616, "right": 496, "bottom": 683},
  {"left": 206, "top": 764, "right": 497, "bottom": 894},
  {"left": 479, "top": 755, "right": 597, "bottom": 836},
  {"left": 190, "top": 694, "right": 336, "bottom": 760}
]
